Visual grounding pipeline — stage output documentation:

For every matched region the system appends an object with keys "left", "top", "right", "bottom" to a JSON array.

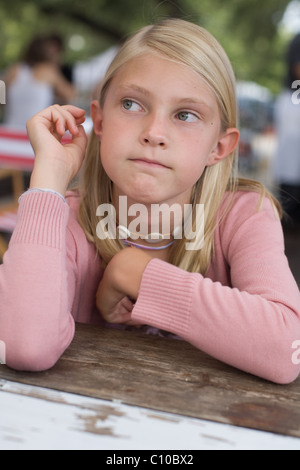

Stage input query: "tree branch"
[{"left": 40, "top": 5, "right": 126, "bottom": 42}]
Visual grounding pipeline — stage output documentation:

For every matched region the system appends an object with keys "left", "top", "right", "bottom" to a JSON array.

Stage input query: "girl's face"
[{"left": 92, "top": 53, "right": 239, "bottom": 209}]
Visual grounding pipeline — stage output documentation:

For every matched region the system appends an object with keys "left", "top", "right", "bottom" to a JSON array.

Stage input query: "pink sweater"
[{"left": 0, "top": 190, "right": 300, "bottom": 384}]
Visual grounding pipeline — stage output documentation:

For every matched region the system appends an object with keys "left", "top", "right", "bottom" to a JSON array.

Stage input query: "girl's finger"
[
  {"left": 60, "top": 104, "right": 86, "bottom": 118},
  {"left": 122, "top": 297, "right": 135, "bottom": 312},
  {"left": 50, "top": 105, "right": 85, "bottom": 137},
  {"left": 66, "top": 125, "right": 88, "bottom": 156},
  {"left": 62, "top": 110, "right": 86, "bottom": 136}
]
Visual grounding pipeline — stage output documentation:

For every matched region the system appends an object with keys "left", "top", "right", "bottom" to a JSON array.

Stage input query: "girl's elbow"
[
  {"left": 263, "top": 342, "right": 300, "bottom": 385},
  {"left": 265, "top": 313, "right": 300, "bottom": 384},
  {"left": 5, "top": 341, "right": 63, "bottom": 372},
  {"left": 269, "top": 363, "right": 300, "bottom": 385},
  {"left": 3, "top": 319, "right": 75, "bottom": 372}
]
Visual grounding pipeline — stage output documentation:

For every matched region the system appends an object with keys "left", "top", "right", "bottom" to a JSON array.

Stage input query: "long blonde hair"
[{"left": 78, "top": 18, "right": 280, "bottom": 274}]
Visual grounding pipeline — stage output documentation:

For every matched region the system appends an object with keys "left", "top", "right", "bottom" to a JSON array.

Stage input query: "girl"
[{"left": 1, "top": 19, "right": 300, "bottom": 384}]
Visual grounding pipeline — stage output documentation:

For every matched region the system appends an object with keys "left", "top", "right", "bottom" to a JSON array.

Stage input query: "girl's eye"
[
  {"left": 177, "top": 111, "right": 198, "bottom": 122},
  {"left": 122, "top": 99, "right": 142, "bottom": 112}
]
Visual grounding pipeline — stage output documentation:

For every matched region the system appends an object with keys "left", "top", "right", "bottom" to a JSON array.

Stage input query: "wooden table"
[{"left": 0, "top": 323, "right": 300, "bottom": 450}]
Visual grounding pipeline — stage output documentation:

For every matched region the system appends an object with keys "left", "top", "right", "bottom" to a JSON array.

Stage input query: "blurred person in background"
[
  {"left": 2, "top": 34, "right": 76, "bottom": 130},
  {"left": 73, "top": 45, "right": 119, "bottom": 100},
  {"left": 273, "top": 33, "right": 300, "bottom": 230}
]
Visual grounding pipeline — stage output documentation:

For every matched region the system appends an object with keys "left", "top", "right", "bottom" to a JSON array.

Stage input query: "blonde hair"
[{"left": 78, "top": 18, "right": 280, "bottom": 273}]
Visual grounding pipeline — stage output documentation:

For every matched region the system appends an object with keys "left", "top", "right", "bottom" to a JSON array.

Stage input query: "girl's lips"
[{"left": 131, "top": 158, "right": 170, "bottom": 169}]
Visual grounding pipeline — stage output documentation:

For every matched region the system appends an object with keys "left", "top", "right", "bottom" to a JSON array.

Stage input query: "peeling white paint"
[{"left": 0, "top": 380, "right": 299, "bottom": 450}]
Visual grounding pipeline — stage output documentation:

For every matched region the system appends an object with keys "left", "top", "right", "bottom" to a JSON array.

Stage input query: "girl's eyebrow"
[
  {"left": 177, "top": 97, "right": 213, "bottom": 110},
  {"left": 119, "top": 83, "right": 214, "bottom": 110},
  {"left": 119, "top": 83, "right": 151, "bottom": 97}
]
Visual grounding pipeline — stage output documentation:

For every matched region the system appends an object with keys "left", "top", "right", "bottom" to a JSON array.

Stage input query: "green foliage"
[{"left": 0, "top": 0, "right": 294, "bottom": 94}]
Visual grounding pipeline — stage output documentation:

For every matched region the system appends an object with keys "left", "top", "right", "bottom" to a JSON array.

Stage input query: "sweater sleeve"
[
  {"left": 132, "top": 194, "right": 300, "bottom": 384},
  {"left": 0, "top": 192, "right": 76, "bottom": 371}
]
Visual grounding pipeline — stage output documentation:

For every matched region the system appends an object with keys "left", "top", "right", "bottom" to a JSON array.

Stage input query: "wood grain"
[{"left": 1, "top": 323, "right": 300, "bottom": 438}]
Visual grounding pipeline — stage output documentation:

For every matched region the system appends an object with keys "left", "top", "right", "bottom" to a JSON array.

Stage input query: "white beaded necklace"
[{"left": 118, "top": 225, "right": 182, "bottom": 251}]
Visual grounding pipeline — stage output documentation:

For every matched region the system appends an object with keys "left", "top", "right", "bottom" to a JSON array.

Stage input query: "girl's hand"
[
  {"left": 27, "top": 105, "right": 88, "bottom": 196},
  {"left": 96, "top": 248, "right": 152, "bottom": 325}
]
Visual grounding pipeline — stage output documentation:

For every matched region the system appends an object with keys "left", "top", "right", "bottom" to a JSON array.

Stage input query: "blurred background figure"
[
  {"left": 273, "top": 33, "right": 300, "bottom": 230},
  {"left": 73, "top": 45, "right": 119, "bottom": 101},
  {"left": 2, "top": 34, "right": 76, "bottom": 130}
]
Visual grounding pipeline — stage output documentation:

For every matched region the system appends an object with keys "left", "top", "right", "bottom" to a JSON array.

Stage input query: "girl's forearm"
[{"left": 0, "top": 192, "right": 75, "bottom": 371}]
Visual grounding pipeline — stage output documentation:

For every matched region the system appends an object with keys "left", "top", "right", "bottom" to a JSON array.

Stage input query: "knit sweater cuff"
[
  {"left": 132, "top": 258, "right": 198, "bottom": 338},
  {"left": 10, "top": 192, "right": 69, "bottom": 249}
]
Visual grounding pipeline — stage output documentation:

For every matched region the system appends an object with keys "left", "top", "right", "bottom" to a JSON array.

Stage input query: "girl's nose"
[
  {"left": 143, "top": 136, "right": 166, "bottom": 147},
  {"left": 140, "top": 113, "right": 169, "bottom": 148}
]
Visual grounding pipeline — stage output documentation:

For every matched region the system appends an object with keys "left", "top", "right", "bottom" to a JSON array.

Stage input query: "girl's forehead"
[
  {"left": 107, "top": 53, "right": 218, "bottom": 105},
  {"left": 113, "top": 53, "right": 200, "bottom": 81}
]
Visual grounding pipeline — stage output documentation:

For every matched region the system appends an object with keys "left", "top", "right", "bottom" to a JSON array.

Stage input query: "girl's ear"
[
  {"left": 90, "top": 100, "right": 103, "bottom": 139},
  {"left": 206, "top": 128, "right": 240, "bottom": 167}
]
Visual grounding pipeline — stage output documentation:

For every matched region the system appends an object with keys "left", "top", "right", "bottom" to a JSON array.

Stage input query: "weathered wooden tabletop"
[{"left": 0, "top": 323, "right": 300, "bottom": 439}]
